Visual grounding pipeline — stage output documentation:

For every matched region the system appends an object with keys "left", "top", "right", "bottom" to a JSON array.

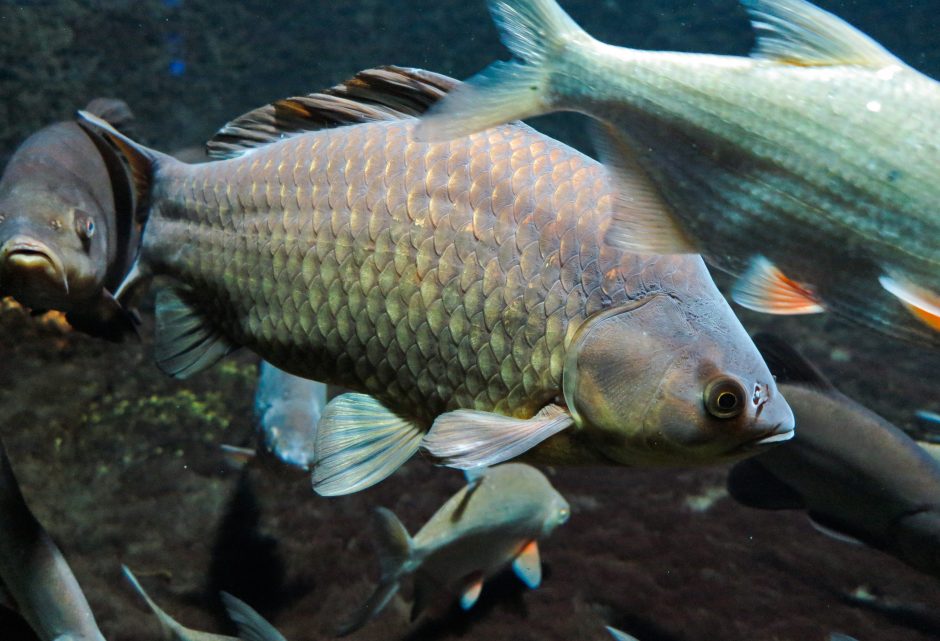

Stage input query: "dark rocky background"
[{"left": 0, "top": 1, "right": 938, "bottom": 640}]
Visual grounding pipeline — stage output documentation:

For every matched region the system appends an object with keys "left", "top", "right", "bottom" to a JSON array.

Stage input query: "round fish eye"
[
  {"left": 558, "top": 507, "right": 570, "bottom": 523},
  {"left": 75, "top": 213, "right": 95, "bottom": 241},
  {"left": 704, "top": 377, "right": 746, "bottom": 419}
]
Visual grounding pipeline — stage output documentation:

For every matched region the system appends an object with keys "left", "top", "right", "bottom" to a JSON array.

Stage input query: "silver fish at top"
[
  {"left": 0, "top": 98, "right": 139, "bottom": 340},
  {"left": 417, "top": 0, "right": 940, "bottom": 347}
]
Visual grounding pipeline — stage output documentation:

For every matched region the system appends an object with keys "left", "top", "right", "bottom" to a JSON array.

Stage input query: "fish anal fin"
[
  {"left": 459, "top": 572, "right": 484, "bottom": 610},
  {"left": 732, "top": 255, "right": 825, "bottom": 315},
  {"left": 879, "top": 272, "right": 940, "bottom": 333},
  {"left": 512, "top": 540, "right": 542, "bottom": 588},
  {"left": 312, "top": 394, "right": 424, "bottom": 496},
  {"left": 594, "top": 123, "right": 697, "bottom": 255},
  {"left": 154, "top": 287, "right": 237, "bottom": 379},
  {"left": 422, "top": 404, "right": 574, "bottom": 470},
  {"left": 207, "top": 66, "right": 460, "bottom": 159},
  {"left": 742, "top": 0, "right": 904, "bottom": 68}
]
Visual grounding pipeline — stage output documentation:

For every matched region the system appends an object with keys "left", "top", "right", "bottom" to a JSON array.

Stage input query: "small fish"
[
  {"left": 79, "top": 66, "right": 793, "bottom": 496},
  {"left": 727, "top": 334, "right": 940, "bottom": 578},
  {"left": 122, "top": 565, "right": 286, "bottom": 641},
  {"left": 338, "top": 463, "right": 569, "bottom": 635},
  {"left": 253, "top": 361, "right": 327, "bottom": 471},
  {"left": 0, "top": 98, "right": 140, "bottom": 340},
  {"left": 417, "top": 0, "right": 940, "bottom": 347},
  {"left": 0, "top": 435, "right": 106, "bottom": 641}
]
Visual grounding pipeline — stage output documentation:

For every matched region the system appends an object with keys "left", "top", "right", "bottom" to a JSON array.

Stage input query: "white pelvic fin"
[
  {"left": 593, "top": 122, "right": 697, "bottom": 255},
  {"left": 221, "top": 592, "right": 287, "bottom": 641},
  {"left": 879, "top": 272, "right": 940, "bottom": 333},
  {"left": 742, "top": 0, "right": 904, "bottom": 68},
  {"left": 422, "top": 404, "right": 574, "bottom": 470},
  {"left": 312, "top": 394, "right": 424, "bottom": 496},
  {"left": 511, "top": 540, "right": 542, "bottom": 588},
  {"left": 415, "top": 0, "right": 588, "bottom": 142},
  {"left": 153, "top": 287, "right": 237, "bottom": 379},
  {"left": 732, "top": 255, "right": 825, "bottom": 315}
]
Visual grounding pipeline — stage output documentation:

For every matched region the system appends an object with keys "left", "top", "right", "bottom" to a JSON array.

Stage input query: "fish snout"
[
  {"left": 0, "top": 236, "right": 69, "bottom": 298},
  {"left": 748, "top": 399, "right": 796, "bottom": 451}
]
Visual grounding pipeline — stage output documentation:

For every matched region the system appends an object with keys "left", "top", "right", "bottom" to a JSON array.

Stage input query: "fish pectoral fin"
[
  {"left": 422, "top": 404, "right": 574, "bottom": 470},
  {"left": 414, "top": 0, "right": 587, "bottom": 142},
  {"left": 153, "top": 287, "right": 238, "bottom": 379},
  {"left": 879, "top": 272, "right": 940, "bottom": 333},
  {"left": 743, "top": 0, "right": 904, "bottom": 68},
  {"left": 726, "top": 458, "right": 805, "bottom": 510},
  {"left": 512, "top": 540, "right": 542, "bottom": 588},
  {"left": 312, "top": 394, "right": 424, "bottom": 496},
  {"left": 459, "top": 572, "right": 485, "bottom": 610},
  {"left": 221, "top": 592, "right": 287, "bottom": 641},
  {"left": 593, "top": 122, "right": 697, "bottom": 255},
  {"left": 732, "top": 255, "right": 825, "bottom": 315}
]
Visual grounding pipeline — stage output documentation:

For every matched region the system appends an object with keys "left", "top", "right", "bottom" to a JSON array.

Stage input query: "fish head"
[
  {"left": 0, "top": 187, "right": 107, "bottom": 311},
  {"left": 562, "top": 293, "right": 795, "bottom": 466},
  {"left": 541, "top": 490, "right": 571, "bottom": 536}
]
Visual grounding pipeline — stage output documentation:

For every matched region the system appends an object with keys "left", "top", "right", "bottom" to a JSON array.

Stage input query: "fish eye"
[
  {"left": 558, "top": 507, "right": 570, "bottom": 523},
  {"left": 704, "top": 377, "right": 746, "bottom": 420},
  {"left": 75, "top": 213, "right": 95, "bottom": 241}
]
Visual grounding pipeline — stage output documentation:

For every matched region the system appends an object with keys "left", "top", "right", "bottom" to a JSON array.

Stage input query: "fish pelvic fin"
[
  {"left": 512, "top": 540, "right": 542, "bottom": 588},
  {"left": 459, "top": 572, "right": 485, "bottom": 610},
  {"left": 422, "top": 404, "right": 574, "bottom": 470},
  {"left": 742, "top": 0, "right": 904, "bottom": 68},
  {"left": 154, "top": 286, "right": 238, "bottom": 379},
  {"left": 311, "top": 394, "right": 424, "bottom": 496},
  {"left": 879, "top": 272, "right": 940, "bottom": 333},
  {"left": 415, "top": 0, "right": 591, "bottom": 142},
  {"left": 336, "top": 507, "right": 414, "bottom": 636},
  {"left": 220, "top": 592, "right": 287, "bottom": 641}
]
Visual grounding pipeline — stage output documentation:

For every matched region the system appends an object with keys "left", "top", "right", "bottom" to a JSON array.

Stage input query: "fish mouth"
[
  {"left": 0, "top": 237, "right": 69, "bottom": 296},
  {"left": 748, "top": 423, "right": 795, "bottom": 449}
]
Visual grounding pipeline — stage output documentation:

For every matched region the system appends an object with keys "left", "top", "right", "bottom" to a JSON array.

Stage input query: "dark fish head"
[
  {"left": 563, "top": 293, "right": 795, "bottom": 466},
  {"left": 0, "top": 195, "right": 106, "bottom": 311}
]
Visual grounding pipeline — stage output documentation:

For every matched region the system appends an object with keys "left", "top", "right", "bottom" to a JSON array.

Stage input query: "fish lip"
[
  {"left": 750, "top": 423, "right": 795, "bottom": 448},
  {"left": 0, "top": 237, "right": 70, "bottom": 295}
]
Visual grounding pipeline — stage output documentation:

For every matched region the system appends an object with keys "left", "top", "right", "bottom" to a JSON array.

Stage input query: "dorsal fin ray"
[{"left": 207, "top": 66, "right": 460, "bottom": 159}]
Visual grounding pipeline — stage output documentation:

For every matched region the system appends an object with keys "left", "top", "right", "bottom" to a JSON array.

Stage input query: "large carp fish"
[
  {"left": 417, "top": 0, "right": 940, "bottom": 347},
  {"left": 80, "top": 67, "right": 793, "bottom": 496}
]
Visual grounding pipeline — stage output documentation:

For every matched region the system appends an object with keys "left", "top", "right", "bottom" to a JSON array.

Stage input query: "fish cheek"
[{"left": 562, "top": 294, "right": 695, "bottom": 462}]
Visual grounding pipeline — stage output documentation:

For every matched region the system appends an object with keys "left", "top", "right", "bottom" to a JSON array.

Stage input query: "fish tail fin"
[
  {"left": 221, "top": 592, "right": 287, "bottom": 641},
  {"left": 121, "top": 565, "right": 188, "bottom": 639},
  {"left": 415, "top": 0, "right": 590, "bottom": 142},
  {"left": 337, "top": 507, "right": 415, "bottom": 636}
]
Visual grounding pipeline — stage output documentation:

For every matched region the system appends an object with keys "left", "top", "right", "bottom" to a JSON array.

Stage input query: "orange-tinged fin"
[
  {"left": 459, "top": 573, "right": 485, "bottom": 610},
  {"left": 512, "top": 540, "right": 542, "bottom": 588},
  {"left": 221, "top": 592, "right": 287, "bottom": 641},
  {"left": 415, "top": 0, "right": 591, "bottom": 142},
  {"left": 742, "top": 0, "right": 904, "bottom": 68},
  {"left": 312, "top": 394, "right": 424, "bottom": 496},
  {"left": 732, "top": 255, "right": 825, "bottom": 315},
  {"left": 879, "top": 273, "right": 940, "bottom": 333},
  {"left": 606, "top": 627, "right": 641, "bottom": 641},
  {"left": 207, "top": 66, "right": 460, "bottom": 159},
  {"left": 423, "top": 404, "right": 574, "bottom": 470},
  {"left": 593, "top": 122, "right": 697, "bottom": 255}
]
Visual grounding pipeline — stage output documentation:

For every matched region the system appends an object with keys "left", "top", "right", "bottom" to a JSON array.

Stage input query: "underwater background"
[{"left": 0, "top": 0, "right": 939, "bottom": 639}]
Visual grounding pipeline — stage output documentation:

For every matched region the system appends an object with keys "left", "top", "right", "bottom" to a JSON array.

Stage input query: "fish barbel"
[
  {"left": 82, "top": 67, "right": 793, "bottom": 496},
  {"left": 417, "top": 0, "right": 940, "bottom": 347}
]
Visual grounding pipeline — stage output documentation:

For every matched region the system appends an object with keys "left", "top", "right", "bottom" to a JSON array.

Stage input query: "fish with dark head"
[{"left": 0, "top": 98, "right": 140, "bottom": 340}]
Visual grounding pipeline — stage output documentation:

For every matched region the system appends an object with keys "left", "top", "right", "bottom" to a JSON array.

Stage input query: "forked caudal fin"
[{"left": 414, "top": 0, "right": 591, "bottom": 142}]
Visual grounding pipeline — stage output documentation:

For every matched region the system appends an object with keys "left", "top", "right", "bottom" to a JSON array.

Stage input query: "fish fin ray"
[
  {"left": 415, "top": 0, "right": 590, "bottom": 142},
  {"left": 83, "top": 98, "right": 136, "bottom": 135},
  {"left": 726, "top": 458, "right": 805, "bottom": 510},
  {"left": 512, "top": 540, "right": 542, "bottom": 588},
  {"left": 154, "top": 287, "right": 237, "bottom": 379},
  {"left": 459, "top": 572, "right": 485, "bottom": 610},
  {"left": 122, "top": 565, "right": 191, "bottom": 640},
  {"left": 221, "top": 592, "right": 287, "bottom": 641},
  {"left": 879, "top": 272, "right": 940, "bottom": 333},
  {"left": 207, "top": 66, "right": 460, "bottom": 159},
  {"left": 742, "top": 0, "right": 903, "bottom": 67},
  {"left": 732, "top": 255, "right": 825, "bottom": 315},
  {"left": 593, "top": 122, "right": 697, "bottom": 254},
  {"left": 423, "top": 404, "right": 574, "bottom": 469},
  {"left": 751, "top": 333, "right": 834, "bottom": 390},
  {"left": 807, "top": 513, "right": 865, "bottom": 545},
  {"left": 312, "top": 394, "right": 424, "bottom": 496}
]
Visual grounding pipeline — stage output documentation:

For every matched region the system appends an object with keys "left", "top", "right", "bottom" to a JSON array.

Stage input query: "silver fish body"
[{"left": 253, "top": 361, "right": 326, "bottom": 470}]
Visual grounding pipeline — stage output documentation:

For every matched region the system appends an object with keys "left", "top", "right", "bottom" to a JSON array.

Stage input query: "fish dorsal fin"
[
  {"left": 83, "top": 98, "right": 136, "bottom": 136},
  {"left": 742, "top": 0, "right": 903, "bottom": 67},
  {"left": 751, "top": 332, "right": 834, "bottom": 391},
  {"left": 207, "top": 66, "right": 460, "bottom": 159}
]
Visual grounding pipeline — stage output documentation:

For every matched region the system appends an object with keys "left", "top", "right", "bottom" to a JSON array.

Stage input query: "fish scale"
[{"left": 146, "top": 120, "right": 629, "bottom": 422}]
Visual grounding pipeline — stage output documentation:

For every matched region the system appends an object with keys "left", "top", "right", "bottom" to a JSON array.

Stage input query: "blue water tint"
[{"left": 168, "top": 59, "right": 186, "bottom": 77}]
